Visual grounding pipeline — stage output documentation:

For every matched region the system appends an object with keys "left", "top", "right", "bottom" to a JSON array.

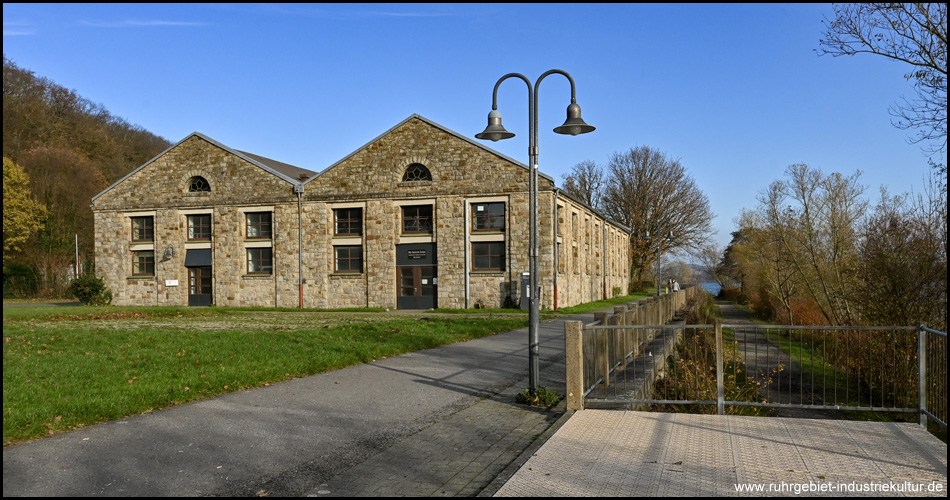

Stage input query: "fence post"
[
  {"left": 918, "top": 323, "right": 927, "bottom": 428},
  {"left": 565, "top": 320, "right": 584, "bottom": 411},
  {"left": 631, "top": 303, "right": 642, "bottom": 355},
  {"left": 614, "top": 306, "right": 627, "bottom": 324},
  {"left": 594, "top": 312, "right": 609, "bottom": 389},
  {"left": 716, "top": 320, "right": 724, "bottom": 416},
  {"left": 602, "top": 314, "right": 622, "bottom": 388}
]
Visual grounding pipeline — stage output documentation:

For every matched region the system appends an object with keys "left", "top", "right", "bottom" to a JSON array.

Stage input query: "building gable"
[
  {"left": 91, "top": 133, "right": 312, "bottom": 211},
  {"left": 301, "top": 115, "right": 554, "bottom": 201}
]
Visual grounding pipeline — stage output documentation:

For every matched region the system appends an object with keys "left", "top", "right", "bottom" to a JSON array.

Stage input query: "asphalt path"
[
  {"left": 718, "top": 301, "right": 844, "bottom": 419},
  {"left": 2, "top": 312, "right": 580, "bottom": 497}
]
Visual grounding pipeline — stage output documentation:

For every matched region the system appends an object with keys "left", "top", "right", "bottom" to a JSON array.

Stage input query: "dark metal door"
[
  {"left": 188, "top": 266, "right": 212, "bottom": 306},
  {"left": 397, "top": 266, "right": 437, "bottom": 309}
]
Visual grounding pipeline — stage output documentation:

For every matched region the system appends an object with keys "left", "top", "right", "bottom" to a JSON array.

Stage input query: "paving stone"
[{"left": 493, "top": 410, "right": 947, "bottom": 497}]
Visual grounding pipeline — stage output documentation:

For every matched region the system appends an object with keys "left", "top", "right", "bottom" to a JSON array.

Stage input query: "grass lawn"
[
  {"left": 552, "top": 293, "right": 652, "bottom": 315},
  {"left": 2, "top": 305, "right": 527, "bottom": 445}
]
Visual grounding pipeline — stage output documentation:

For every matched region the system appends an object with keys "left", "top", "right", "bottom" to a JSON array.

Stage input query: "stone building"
[{"left": 91, "top": 115, "right": 630, "bottom": 310}]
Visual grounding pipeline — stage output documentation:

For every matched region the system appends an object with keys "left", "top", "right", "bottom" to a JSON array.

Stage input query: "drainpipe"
[
  {"left": 553, "top": 191, "right": 559, "bottom": 310},
  {"left": 464, "top": 199, "right": 470, "bottom": 308},
  {"left": 603, "top": 222, "right": 607, "bottom": 300},
  {"left": 295, "top": 185, "right": 304, "bottom": 308}
]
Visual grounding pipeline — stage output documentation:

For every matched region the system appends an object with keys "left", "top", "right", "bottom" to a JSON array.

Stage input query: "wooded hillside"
[{"left": 3, "top": 54, "right": 172, "bottom": 298}]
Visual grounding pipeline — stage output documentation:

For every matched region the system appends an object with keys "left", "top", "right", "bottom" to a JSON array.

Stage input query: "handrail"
[{"left": 565, "top": 291, "right": 947, "bottom": 433}]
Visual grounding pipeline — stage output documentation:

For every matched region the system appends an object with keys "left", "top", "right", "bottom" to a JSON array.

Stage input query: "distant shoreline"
[{"left": 701, "top": 283, "right": 721, "bottom": 296}]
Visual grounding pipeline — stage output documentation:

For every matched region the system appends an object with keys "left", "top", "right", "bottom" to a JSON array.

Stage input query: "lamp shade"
[
  {"left": 475, "top": 109, "right": 515, "bottom": 141},
  {"left": 553, "top": 103, "right": 595, "bottom": 136}
]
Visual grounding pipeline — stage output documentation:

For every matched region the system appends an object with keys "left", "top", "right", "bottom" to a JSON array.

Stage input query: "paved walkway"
[
  {"left": 719, "top": 301, "right": 846, "bottom": 420},
  {"left": 494, "top": 410, "right": 948, "bottom": 497},
  {"left": 5, "top": 300, "right": 946, "bottom": 497},
  {"left": 2, "top": 307, "right": 593, "bottom": 497},
  {"left": 302, "top": 360, "right": 569, "bottom": 497}
]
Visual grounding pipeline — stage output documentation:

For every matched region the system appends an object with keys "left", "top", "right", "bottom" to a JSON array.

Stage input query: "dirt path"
[{"left": 716, "top": 300, "right": 843, "bottom": 419}]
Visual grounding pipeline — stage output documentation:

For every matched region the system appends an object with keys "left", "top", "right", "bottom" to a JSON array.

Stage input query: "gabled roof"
[
  {"left": 235, "top": 149, "right": 317, "bottom": 182},
  {"left": 555, "top": 188, "right": 632, "bottom": 234},
  {"left": 302, "top": 114, "right": 555, "bottom": 186},
  {"left": 91, "top": 132, "right": 316, "bottom": 203},
  {"left": 89, "top": 117, "right": 634, "bottom": 230}
]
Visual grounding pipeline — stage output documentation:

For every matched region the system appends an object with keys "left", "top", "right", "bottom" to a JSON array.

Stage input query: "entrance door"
[
  {"left": 188, "top": 266, "right": 212, "bottom": 306},
  {"left": 396, "top": 243, "right": 437, "bottom": 310},
  {"left": 397, "top": 266, "right": 437, "bottom": 309}
]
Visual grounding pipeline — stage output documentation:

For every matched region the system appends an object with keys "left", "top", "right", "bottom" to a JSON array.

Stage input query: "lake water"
[{"left": 701, "top": 283, "right": 721, "bottom": 296}]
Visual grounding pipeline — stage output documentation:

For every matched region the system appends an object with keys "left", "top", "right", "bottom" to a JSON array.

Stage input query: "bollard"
[{"left": 565, "top": 321, "right": 584, "bottom": 411}]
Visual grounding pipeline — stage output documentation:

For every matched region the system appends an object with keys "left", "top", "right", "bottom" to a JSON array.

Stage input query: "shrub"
[
  {"left": 3, "top": 262, "right": 40, "bottom": 299},
  {"left": 515, "top": 385, "right": 560, "bottom": 407},
  {"left": 67, "top": 274, "right": 112, "bottom": 305},
  {"left": 629, "top": 280, "right": 655, "bottom": 294},
  {"left": 688, "top": 292, "right": 720, "bottom": 324}
]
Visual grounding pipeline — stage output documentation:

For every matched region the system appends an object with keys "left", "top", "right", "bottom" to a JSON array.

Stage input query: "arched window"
[
  {"left": 188, "top": 176, "right": 210, "bottom": 192},
  {"left": 402, "top": 163, "right": 432, "bottom": 182}
]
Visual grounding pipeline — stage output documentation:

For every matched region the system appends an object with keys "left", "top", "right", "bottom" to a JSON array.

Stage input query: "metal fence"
[
  {"left": 565, "top": 312, "right": 947, "bottom": 431},
  {"left": 563, "top": 286, "right": 703, "bottom": 411}
]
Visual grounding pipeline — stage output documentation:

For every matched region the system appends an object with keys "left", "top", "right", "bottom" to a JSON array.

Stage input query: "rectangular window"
[
  {"left": 247, "top": 247, "right": 273, "bottom": 274},
  {"left": 335, "top": 246, "right": 362, "bottom": 273},
  {"left": 472, "top": 242, "right": 505, "bottom": 271},
  {"left": 187, "top": 214, "right": 211, "bottom": 241},
  {"left": 132, "top": 250, "right": 155, "bottom": 276},
  {"left": 131, "top": 216, "right": 154, "bottom": 242},
  {"left": 472, "top": 202, "right": 505, "bottom": 232},
  {"left": 558, "top": 242, "right": 566, "bottom": 273},
  {"left": 246, "top": 212, "right": 272, "bottom": 239},
  {"left": 402, "top": 205, "right": 433, "bottom": 234},
  {"left": 556, "top": 206, "right": 563, "bottom": 236},
  {"left": 334, "top": 208, "right": 362, "bottom": 236}
]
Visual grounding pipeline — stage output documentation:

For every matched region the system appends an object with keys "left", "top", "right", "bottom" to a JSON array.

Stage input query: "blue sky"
[{"left": 3, "top": 3, "right": 938, "bottom": 252}]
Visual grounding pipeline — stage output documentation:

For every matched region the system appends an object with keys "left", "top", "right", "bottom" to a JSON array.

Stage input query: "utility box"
[{"left": 519, "top": 272, "right": 530, "bottom": 310}]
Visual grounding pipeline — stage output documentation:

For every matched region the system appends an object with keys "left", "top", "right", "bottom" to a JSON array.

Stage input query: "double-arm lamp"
[{"left": 475, "top": 69, "right": 595, "bottom": 392}]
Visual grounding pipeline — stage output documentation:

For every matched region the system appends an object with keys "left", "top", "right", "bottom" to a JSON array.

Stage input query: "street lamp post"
[{"left": 475, "top": 69, "right": 595, "bottom": 392}]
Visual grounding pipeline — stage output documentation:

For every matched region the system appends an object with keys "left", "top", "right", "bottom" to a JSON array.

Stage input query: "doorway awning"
[{"left": 184, "top": 249, "right": 212, "bottom": 267}]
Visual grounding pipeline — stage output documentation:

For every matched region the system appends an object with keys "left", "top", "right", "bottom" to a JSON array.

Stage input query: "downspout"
[
  {"left": 364, "top": 201, "right": 369, "bottom": 309},
  {"left": 602, "top": 221, "right": 608, "bottom": 300},
  {"left": 464, "top": 199, "right": 470, "bottom": 308},
  {"left": 507, "top": 193, "right": 513, "bottom": 306},
  {"left": 211, "top": 210, "right": 216, "bottom": 306},
  {"left": 553, "top": 191, "right": 559, "bottom": 310},
  {"left": 295, "top": 184, "right": 304, "bottom": 309}
]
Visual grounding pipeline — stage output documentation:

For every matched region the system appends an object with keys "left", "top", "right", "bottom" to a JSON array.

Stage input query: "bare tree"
[
  {"left": 818, "top": 3, "right": 948, "bottom": 163},
  {"left": 754, "top": 164, "right": 868, "bottom": 326},
  {"left": 855, "top": 188, "right": 943, "bottom": 328},
  {"left": 2, "top": 56, "right": 170, "bottom": 297},
  {"left": 694, "top": 242, "right": 727, "bottom": 289},
  {"left": 600, "top": 145, "right": 714, "bottom": 284},
  {"left": 739, "top": 203, "right": 801, "bottom": 325},
  {"left": 717, "top": 228, "right": 751, "bottom": 291},
  {"left": 560, "top": 159, "right": 604, "bottom": 211}
]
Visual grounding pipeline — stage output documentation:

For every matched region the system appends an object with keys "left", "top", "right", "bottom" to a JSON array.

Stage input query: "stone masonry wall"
[
  {"left": 92, "top": 135, "right": 298, "bottom": 306},
  {"left": 93, "top": 118, "right": 630, "bottom": 310}
]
